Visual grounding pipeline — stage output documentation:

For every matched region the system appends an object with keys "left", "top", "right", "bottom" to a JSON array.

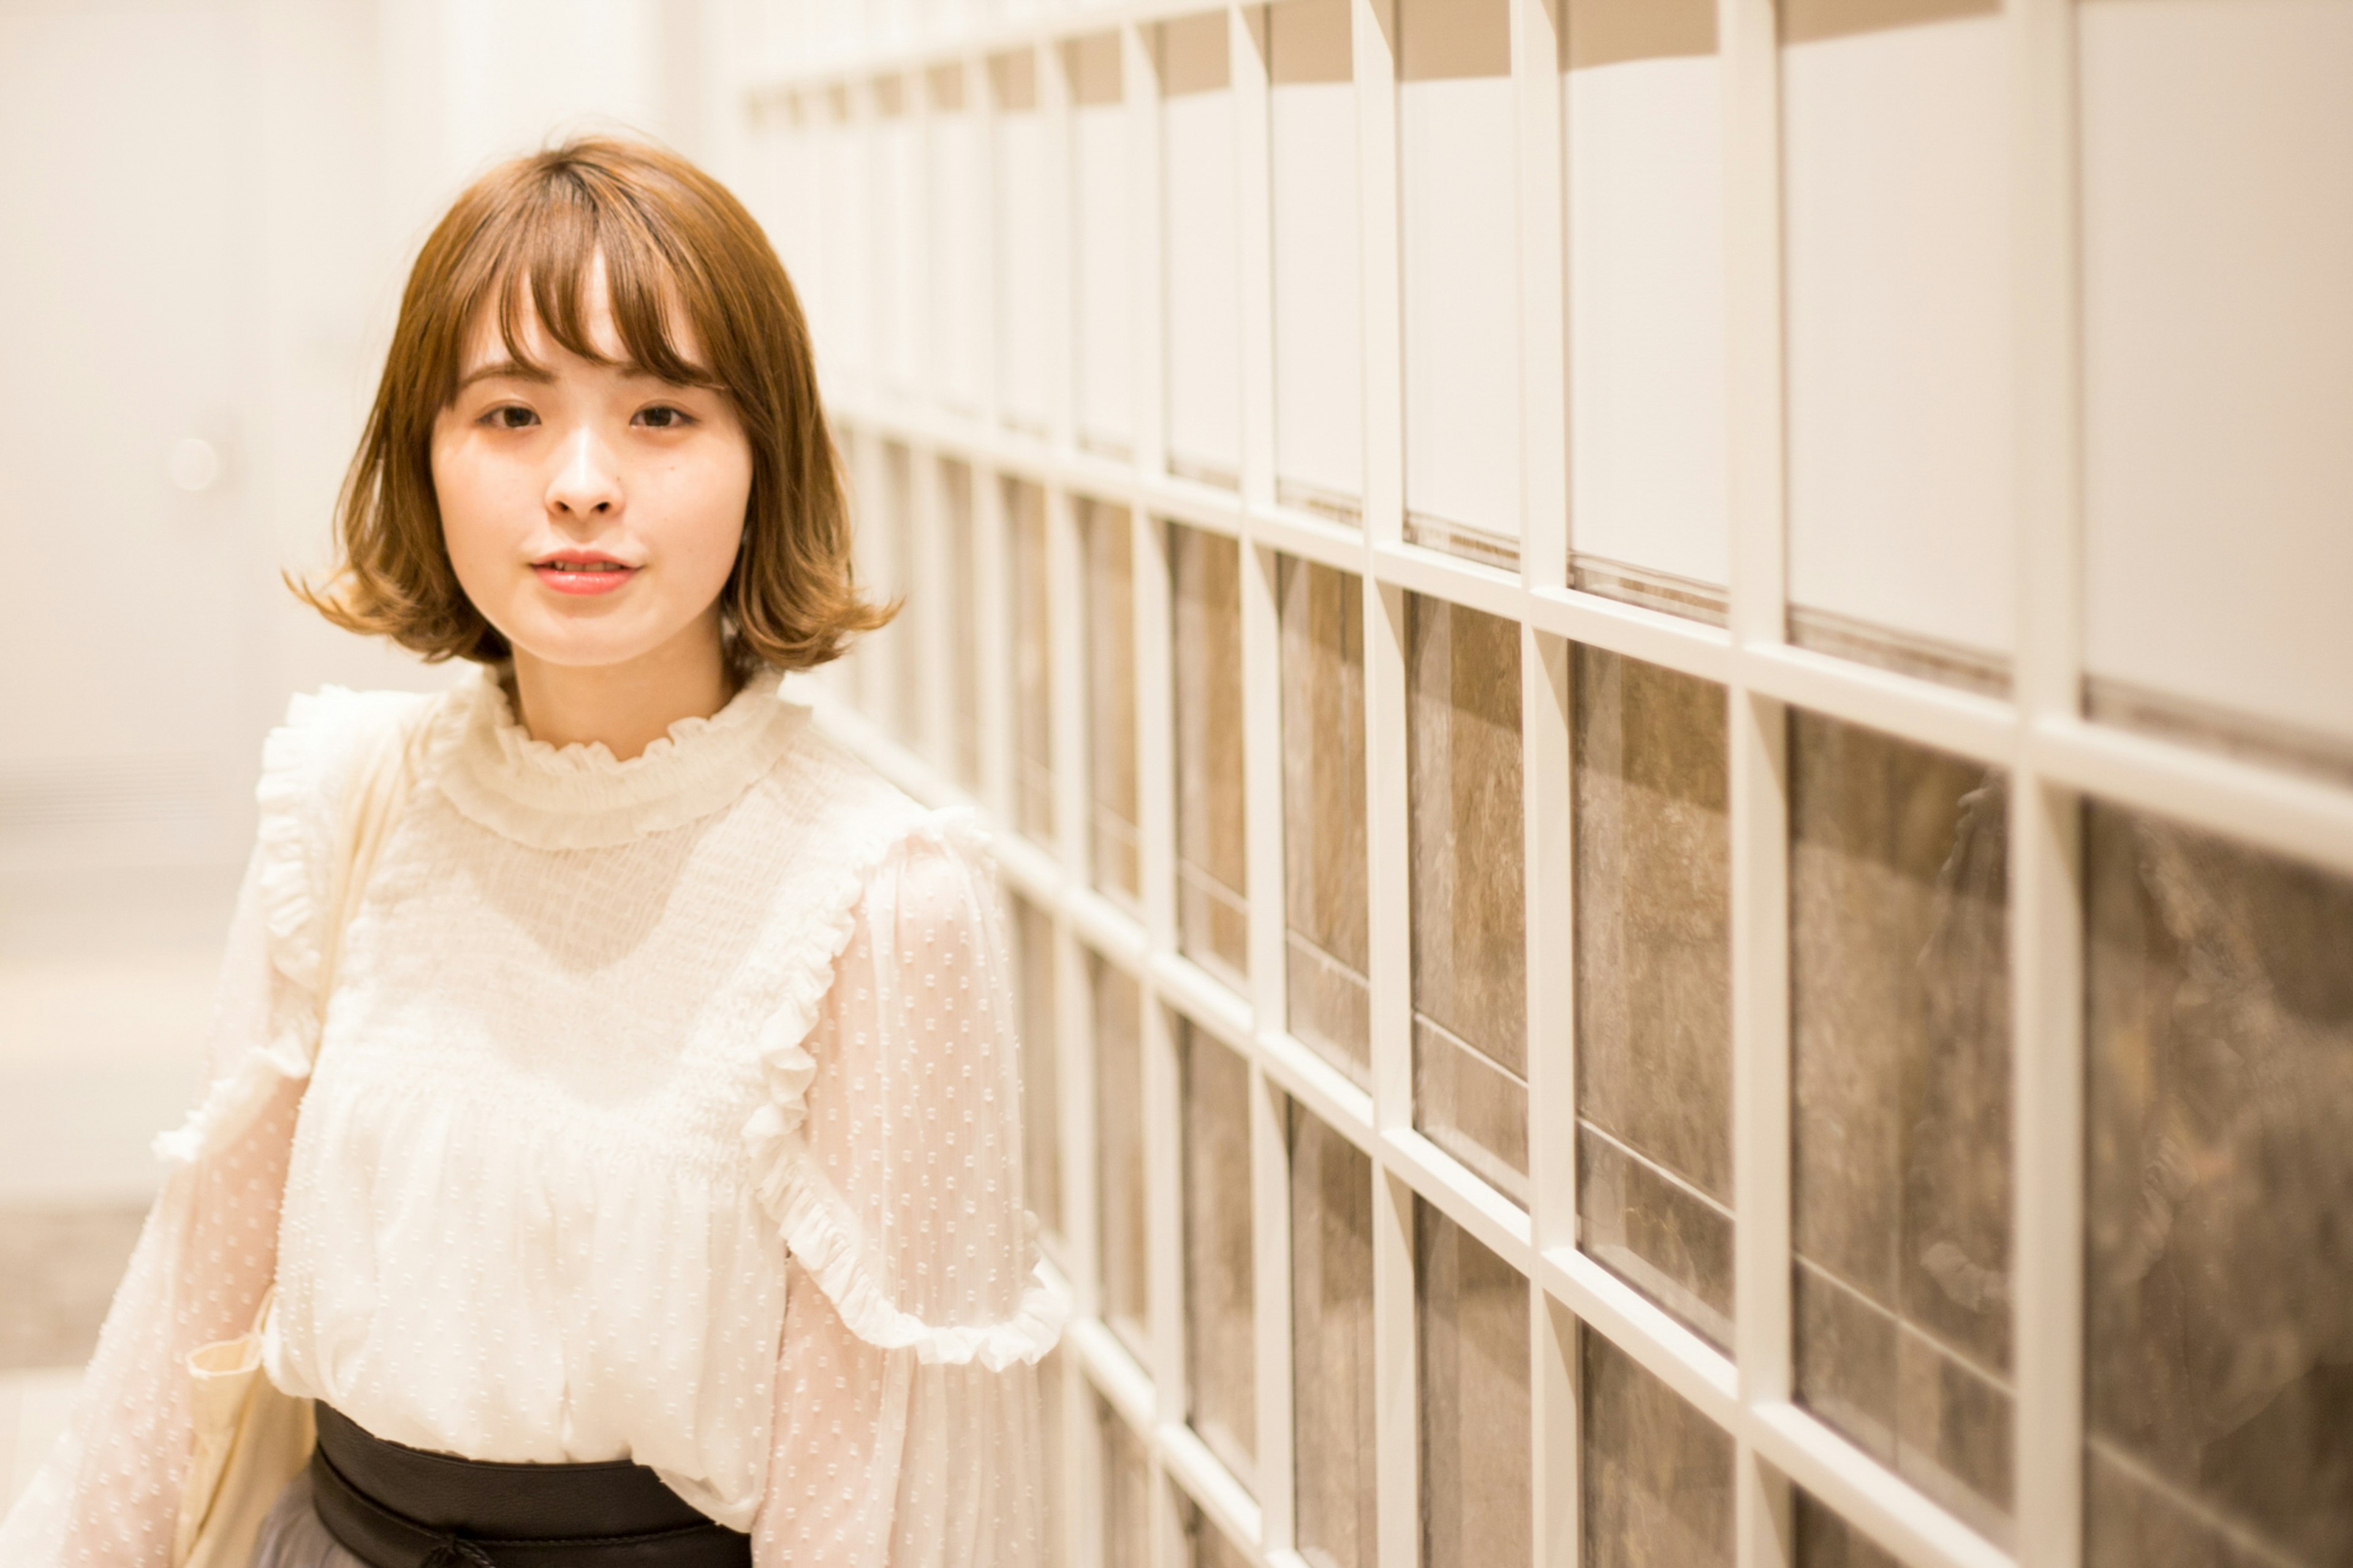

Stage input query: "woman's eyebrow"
[{"left": 456, "top": 357, "right": 553, "bottom": 390}]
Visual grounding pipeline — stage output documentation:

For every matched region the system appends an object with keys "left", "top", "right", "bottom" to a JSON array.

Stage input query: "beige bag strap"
[
  {"left": 316, "top": 704, "right": 430, "bottom": 1008},
  {"left": 170, "top": 702, "right": 431, "bottom": 1568}
]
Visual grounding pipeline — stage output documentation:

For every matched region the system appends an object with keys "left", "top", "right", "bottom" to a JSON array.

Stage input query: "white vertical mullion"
[
  {"left": 1243, "top": 530, "right": 1295, "bottom": 1548},
  {"left": 1356, "top": 0, "right": 1404, "bottom": 553},
  {"left": 2010, "top": 0, "right": 2086, "bottom": 1561},
  {"left": 1356, "top": 7, "right": 1416, "bottom": 1561},
  {"left": 1234, "top": 4, "right": 1278, "bottom": 515},
  {"left": 1513, "top": 0, "right": 1567, "bottom": 594},
  {"left": 1373, "top": 1166, "right": 1419, "bottom": 1568},
  {"left": 912, "top": 444, "right": 953, "bottom": 768},
  {"left": 1721, "top": 0, "right": 1794, "bottom": 1556},
  {"left": 1523, "top": 625, "right": 1576, "bottom": 1568},
  {"left": 1249, "top": 1059, "right": 1296, "bottom": 1553},
  {"left": 1050, "top": 482, "right": 1093, "bottom": 880},
  {"left": 1129, "top": 20, "right": 1170, "bottom": 482}
]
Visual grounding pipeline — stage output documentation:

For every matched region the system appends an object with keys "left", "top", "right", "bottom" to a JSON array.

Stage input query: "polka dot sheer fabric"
[{"left": 0, "top": 667, "right": 1065, "bottom": 1568}]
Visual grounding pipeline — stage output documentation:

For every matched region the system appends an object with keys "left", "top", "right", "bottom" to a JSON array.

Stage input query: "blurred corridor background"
[{"left": 6, "top": 1, "right": 2353, "bottom": 1567}]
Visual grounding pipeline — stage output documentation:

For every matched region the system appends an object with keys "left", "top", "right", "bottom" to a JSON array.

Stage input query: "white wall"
[{"left": 0, "top": 0, "right": 722, "bottom": 1208}]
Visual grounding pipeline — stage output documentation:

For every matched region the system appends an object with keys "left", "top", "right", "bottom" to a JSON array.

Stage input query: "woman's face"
[{"left": 431, "top": 256, "right": 751, "bottom": 676}]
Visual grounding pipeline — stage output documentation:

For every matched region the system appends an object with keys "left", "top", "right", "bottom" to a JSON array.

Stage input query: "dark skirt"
[{"left": 248, "top": 1406, "right": 751, "bottom": 1568}]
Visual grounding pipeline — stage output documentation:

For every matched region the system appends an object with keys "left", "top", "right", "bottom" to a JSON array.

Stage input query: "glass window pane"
[
  {"left": 1794, "top": 1490, "right": 1898, "bottom": 1568},
  {"left": 1581, "top": 1328, "right": 1734, "bottom": 1568},
  {"left": 1094, "top": 952, "right": 1150, "bottom": 1365},
  {"left": 1100, "top": 1393, "right": 1153, "bottom": 1568},
  {"left": 1408, "top": 595, "right": 1527, "bottom": 1200},
  {"left": 942, "top": 458, "right": 981, "bottom": 789},
  {"left": 1173, "top": 526, "right": 1249, "bottom": 987},
  {"left": 2085, "top": 804, "right": 2353, "bottom": 1568},
  {"left": 1417, "top": 1200, "right": 1530, "bottom": 1568},
  {"left": 1011, "top": 893, "right": 1063, "bottom": 1251},
  {"left": 1181, "top": 1020, "right": 1256, "bottom": 1487},
  {"left": 1270, "top": 0, "right": 1363, "bottom": 516},
  {"left": 1008, "top": 477, "right": 1053, "bottom": 842},
  {"left": 1789, "top": 711, "right": 2012, "bottom": 1537},
  {"left": 1574, "top": 646, "right": 1733, "bottom": 1347},
  {"left": 1280, "top": 558, "right": 1370, "bottom": 1084},
  {"left": 1291, "top": 1102, "right": 1376, "bottom": 1568},
  {"left": 1083, "top": 498, "right": 1141, "bottom": 905}
]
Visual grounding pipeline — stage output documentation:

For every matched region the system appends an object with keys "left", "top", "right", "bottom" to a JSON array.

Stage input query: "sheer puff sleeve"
[
  {"left": 748, "top": 814, "right": 1069, "bottom": 1568},
  {"left": 0, "top": 692, "right": 373, "bottom": 1567}
]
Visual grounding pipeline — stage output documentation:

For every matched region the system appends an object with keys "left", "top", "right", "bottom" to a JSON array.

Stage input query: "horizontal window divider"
[
  {"left": 1366, "top": 538, "right": 1528, "bottom": 624},
  {"left": 1376, "top": 1125, "right": 1533, "bottom": 1271},
  {"left": 1155, "top": 1416, "right": 1265, "bottom": 1558},
  {"left": 1747, "top": 1401, "right": 2013, "bottom": 1568},
  {"left": 1066, "top": 884, "right": 1153, "bottom": 974},
  {"left": 1738, "top": 640, "right": 2018, "bottom": 766},
  {"left": 1253, "top": 1027, "right": 1379, "bottom": 1159},
  {"left": 1536, "top": 1245, "right": 1739, "bottom": 1431},
  {"left": 2031, "top": 709, "right": 2353, "bottom": 878},
  {"left": 1150, "top": 479, "right": 1251, "bottom": 539},
  {"left": 991, "top": 832, "right": 1067, "bottom": 911},
  {"left": 1523, "top": 583, "right": 1734, "bottom": 683},
  {"left": 1069, "top": 1314, "right": 1158, "bottom": 1435},
  {"left": 1150, "top": 950, "right": 1256, "bottom": 1051},
  {"left": 1240, "top": 501, "right": 1368, "bottom": 574}
]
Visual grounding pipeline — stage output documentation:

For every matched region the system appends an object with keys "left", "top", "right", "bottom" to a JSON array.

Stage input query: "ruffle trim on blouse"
[
  {"left": 432, "top": 664, "right": 813, "bottom": 851},
  {"left": 740, "top": 808, "right": 1070, "bottom": 1371},
  {"left": 158, "top": 688, "right": 412, "bottom": 1167}
]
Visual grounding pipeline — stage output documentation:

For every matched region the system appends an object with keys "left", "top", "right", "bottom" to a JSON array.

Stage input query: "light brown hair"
[{"left": 299, "top": 136, "right": 886, "bottom": 671}]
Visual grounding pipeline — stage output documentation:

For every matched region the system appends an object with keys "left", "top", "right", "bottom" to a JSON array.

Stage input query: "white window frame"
[{"left": 726, "top": 4, "right": 2353, "bottom": 1567}]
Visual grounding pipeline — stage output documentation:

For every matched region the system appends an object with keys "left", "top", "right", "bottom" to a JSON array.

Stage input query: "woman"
[{"left": 0, "top": 137, "right": 1064, "bottom": 1567}]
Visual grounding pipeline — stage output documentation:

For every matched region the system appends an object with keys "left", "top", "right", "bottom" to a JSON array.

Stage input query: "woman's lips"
[{"left": 534, "top": 562, "right": 638, "bottom": 596}]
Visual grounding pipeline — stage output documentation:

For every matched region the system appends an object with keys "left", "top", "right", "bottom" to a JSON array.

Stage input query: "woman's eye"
[
  {"left": 484, "top": 405, "right": 538, "bottom": 430},
  {"left": 636, "top": 404, "right": 692, "bottom": 430}
]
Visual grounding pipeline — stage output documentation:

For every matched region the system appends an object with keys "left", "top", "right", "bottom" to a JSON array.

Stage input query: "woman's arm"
[
  {"left": 752, "top": 819, "right": 1061, "bottom": 1568},
  {"left": 0, "top": 850, "right": 308, "bottom": 1567}
]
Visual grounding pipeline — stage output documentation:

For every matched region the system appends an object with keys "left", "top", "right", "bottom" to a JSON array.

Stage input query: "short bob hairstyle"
[{"left": 302, "top": 136, "right": 885, "bottom": 672}]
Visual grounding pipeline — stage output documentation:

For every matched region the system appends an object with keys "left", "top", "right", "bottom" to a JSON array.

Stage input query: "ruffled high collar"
[{"left": 430, "top": 662, "right": 812, "bottom": 850}]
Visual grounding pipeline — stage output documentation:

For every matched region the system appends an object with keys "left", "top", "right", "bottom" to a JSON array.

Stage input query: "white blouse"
[{"left": 0, "top": 665, "right": 1067, "bottom": 1567}]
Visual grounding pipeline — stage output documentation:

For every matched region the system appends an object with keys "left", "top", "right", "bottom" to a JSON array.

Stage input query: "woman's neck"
[{"left": 506, "top": 619, "right": 737, "bottom": 760}]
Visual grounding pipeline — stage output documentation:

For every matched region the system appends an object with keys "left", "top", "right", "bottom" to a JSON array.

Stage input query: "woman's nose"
[{"left": 545, "top": 426, "right": 623, "bottom": 519}]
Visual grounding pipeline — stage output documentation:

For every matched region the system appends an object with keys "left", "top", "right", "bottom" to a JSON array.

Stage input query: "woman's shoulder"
[
  {"left": 759, "top": 722, "right": 998, "bottom": 907},
  {"left": 261, "top": 681, "right": 450, "bottom": 805}
]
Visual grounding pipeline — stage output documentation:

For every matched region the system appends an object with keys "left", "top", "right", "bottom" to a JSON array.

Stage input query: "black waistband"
[{"left": 308, "top": 1404, "right": 752, "bottom": 1568}]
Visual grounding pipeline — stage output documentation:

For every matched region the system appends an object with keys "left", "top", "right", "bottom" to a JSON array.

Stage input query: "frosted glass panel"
[
  {"left": 1173, "top": 525, "right": 1248, "bottom": 987},
  {"left": 1407, "top": 596, "right": 1526, "bottom": 1200},
  {"left": 1181, "top": 1020, "right": 1256, "bottom": 1488},
  {"left": 2085, "top": 804, "right": 2353, "bottom": 1568},
  {"left": 1007, "top": 478, "right": 1053, "bottom": 843},
  {"left": 1082, "top": 499, "right": 1140, "bottom": 906},
  {"left": 1399, "top": 0, "right": 1520, "bottom": 568},
  {"left": 994, "top": 50, "right": 1053, "bottom": 431},
  {"left": 927, "top": 63, "right": 985, "bottom": 411},
  {"left": 1790, "top": 713, "right": 2012, "bottom": 1539},
  {"left": 1292, "top": 1103, "right": 1376, "bottom": 1568},
  {"left": 1270, "top": 0, "right": 1363, "bottom": 515},
  {"left": 1094, "top": 953, "right": 1149, "bottom": 1365},
  {"left": 1162, "top": 12, "right": 1240, "bottom": 486},
  {"left": 1417, "top": 1201, "right": 1531, "bottom": 1568},
  {"left": 1564, "top": 0, "right": 1727, "bottom": 594},
  {"left": 941, "top": 458, "right": 980, "bottom": 789},
  {"left": 2080, "top": 0, "right": 2353, "bottom": 749},
  {"left": 1070, "top": 32, "right": 1132, "bottom": 454},
  {"left": 1281, "top": 558, "right": 1370, "bottom": 1083},
  {"left": 1782, "top": 6, "right": 2012, "bottom": 659},
  {"left": 1583, "top": 1328, "right": 1735, "bottom": 1567},
  {"left": 1010, "top": 893, "right": 1062, "bottom": 1251}
]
